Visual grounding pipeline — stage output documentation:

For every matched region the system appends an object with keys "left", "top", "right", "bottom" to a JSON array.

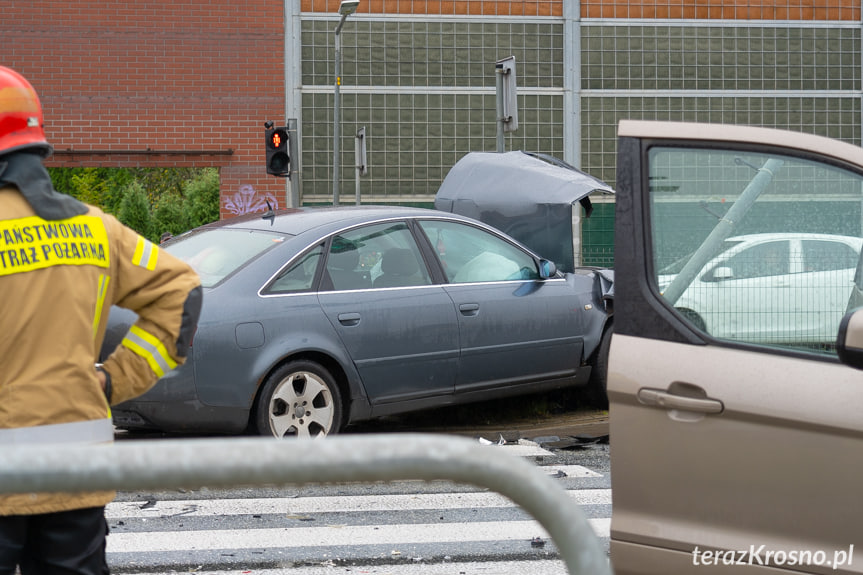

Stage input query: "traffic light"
[{"left": 265, "top": 125, "right": 291, "bottom": 177}]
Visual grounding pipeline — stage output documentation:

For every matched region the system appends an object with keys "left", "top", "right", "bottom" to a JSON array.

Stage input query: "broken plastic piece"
[
  {"left": 477, "top": 434, "right": 506, "bottom": 446},
  {"left": 531, "top": 537, "right": 546, "bottom": 548}
]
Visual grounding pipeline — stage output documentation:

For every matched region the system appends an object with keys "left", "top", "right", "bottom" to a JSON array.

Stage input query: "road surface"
[{"left": 109, "top": 407, "right": 610, "bottom": 574}]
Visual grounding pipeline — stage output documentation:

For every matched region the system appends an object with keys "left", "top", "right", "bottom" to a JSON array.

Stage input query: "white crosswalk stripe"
[
  {"left": 108, "top": 519, "right": 611, "bottom": 553},
  {"left": 105, "top": 476, "right": 608, "bottom": 519},
  {"left": 125, "top": 560, "right": 577, "bottom": 575},
  {"left": 105, "top": 445, "right": 610, "bottom": 574}
]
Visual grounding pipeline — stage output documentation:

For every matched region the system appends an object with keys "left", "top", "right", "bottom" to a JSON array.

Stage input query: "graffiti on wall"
[{"left": 223, "top": 184, "right": 279, "bottom": 216}]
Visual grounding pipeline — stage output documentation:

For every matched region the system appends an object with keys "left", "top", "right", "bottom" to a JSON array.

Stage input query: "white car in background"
[{"left": 657, "top": 232, "right": 863, "bottom": 346}]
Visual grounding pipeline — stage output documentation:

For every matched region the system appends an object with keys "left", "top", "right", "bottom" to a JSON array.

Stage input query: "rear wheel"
[{"left": 254, "top": 360, "right": 343, "bottom": 438}]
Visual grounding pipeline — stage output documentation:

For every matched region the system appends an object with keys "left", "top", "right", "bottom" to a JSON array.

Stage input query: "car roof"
[
  {"left": 193, "top": 205, "right": 463, "bottom": 236},
  {"left": 619, "top": 120, "right": 863, "bottom": 167},
  {"left": 726, "top": 232, "right": 863, "bottom": 245}
]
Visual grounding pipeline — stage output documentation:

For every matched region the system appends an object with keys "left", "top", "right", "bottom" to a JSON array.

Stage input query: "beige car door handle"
[{"left": 637, "top": 388, "right": 724, "bottom": 414}]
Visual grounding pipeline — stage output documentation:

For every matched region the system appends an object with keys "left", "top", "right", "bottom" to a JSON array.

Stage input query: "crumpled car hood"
[{"left": 435, "top": 151, "right": 615, "bottom": 273}]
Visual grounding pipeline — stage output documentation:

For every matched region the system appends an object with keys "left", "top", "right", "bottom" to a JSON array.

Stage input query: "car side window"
[
  {"left": 802, "top": 240, "right": 859, "bottom": 272},
  {"left": 267, "top": 243, "right": 324, "bottom": 294},
  {"left": 418, "top": 220, "right": 540, "bottom": 283},
  {"left": 325, "top": 222, "right": 431, "bottom": 290},
  {"left": 325, "top": 236, "right": 373, "bottom": 291},
  {"left": 649, "top": 146, "right": 863, "bottom": 355},
  {"left": 717, "top": 241, "right": 789, "bottom": 280}
]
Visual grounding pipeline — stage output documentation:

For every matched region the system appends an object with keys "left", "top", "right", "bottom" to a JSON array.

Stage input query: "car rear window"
[{"left": 165, "top": 229, "right": 288, "bottom": 287}]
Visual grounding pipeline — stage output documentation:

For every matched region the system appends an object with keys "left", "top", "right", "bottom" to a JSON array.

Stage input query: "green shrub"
[
  {"left": 118, "top": 181, "right": 153, "bottom": 240},
  {"left": 49, "top": 167, "right": 220, "bottom": 241},
  {"left": 184, "top": 168, "right": 220, "bottom": 229}
]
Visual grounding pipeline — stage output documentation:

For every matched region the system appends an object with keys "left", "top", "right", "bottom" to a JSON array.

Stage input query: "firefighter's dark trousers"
[{"left": 0, "top": 506, "right": 109, "bottom": 575}]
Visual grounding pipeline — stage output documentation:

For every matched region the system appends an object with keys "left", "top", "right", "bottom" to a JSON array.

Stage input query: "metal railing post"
[{"left": 0, "top": 433, "right": 611, "bottom": 574}]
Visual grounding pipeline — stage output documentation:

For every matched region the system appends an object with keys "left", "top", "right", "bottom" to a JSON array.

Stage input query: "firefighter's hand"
[
  {"left": 94, "top": 363, "right": 112, "bottom": 402},
  {"left": 95, "top": 367, "right": 107, "bottom": 392}
]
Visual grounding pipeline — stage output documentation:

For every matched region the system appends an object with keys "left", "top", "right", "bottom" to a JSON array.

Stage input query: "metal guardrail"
[{"left": 0, "top": 433, "right": 612, "bottom": 574}]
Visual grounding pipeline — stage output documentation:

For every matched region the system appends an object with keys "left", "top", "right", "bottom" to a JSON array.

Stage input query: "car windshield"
[{"left": 165, "top": 229, "right": 288, "bottom": 287}]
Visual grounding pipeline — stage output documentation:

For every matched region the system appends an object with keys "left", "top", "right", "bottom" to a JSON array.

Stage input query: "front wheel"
[
  {"left": 587, "top": 324, "right": 612, "bottom": 409},
  {"left": 254, "top": 360, "right": 343, "bottom": 438}
]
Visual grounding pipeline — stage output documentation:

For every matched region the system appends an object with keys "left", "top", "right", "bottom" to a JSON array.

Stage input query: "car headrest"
[
  {"left": 329, "top": 241, "right": 360, "bottom": 271},
  {"left": 381, "top": 248, "right": 418, "bottom": 276}
]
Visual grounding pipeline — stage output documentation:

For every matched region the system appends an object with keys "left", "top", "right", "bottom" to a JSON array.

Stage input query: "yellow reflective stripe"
[
  {"left": 0, "top": 215, "right": 110, "bottom": 277},
  {"left": 92, "top": 274, "right": 111, "bottom": 338},
  {"left": 131, "top": 236, "right": 158, "bottom": 271},
  {"left": 121, "top": 325, "right": 177, "bottom": 377}
]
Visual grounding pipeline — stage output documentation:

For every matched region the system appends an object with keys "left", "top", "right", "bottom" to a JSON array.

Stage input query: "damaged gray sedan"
[{"left": 102, "top": 206, "right": 613, "bottom": 437}]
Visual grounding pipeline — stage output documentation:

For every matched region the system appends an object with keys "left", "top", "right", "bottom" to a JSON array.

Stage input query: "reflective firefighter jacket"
[{"left": 0, "top": 182, "right": 202, "bottom": 515}]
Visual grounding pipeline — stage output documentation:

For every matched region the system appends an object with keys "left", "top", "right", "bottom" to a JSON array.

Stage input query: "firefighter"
[{"left": 0, "top": 66, "right": 202, "bottom": 574}]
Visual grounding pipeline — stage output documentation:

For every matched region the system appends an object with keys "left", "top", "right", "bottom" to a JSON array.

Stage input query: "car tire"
[
  {"left": 587, "top": 324, "right": 612, "bottom": 409},
  {"left": 254, "top": 360, "right": 344, "bottom": 438}
]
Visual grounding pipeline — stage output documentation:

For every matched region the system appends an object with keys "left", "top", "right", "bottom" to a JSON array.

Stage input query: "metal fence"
[
  {"left": 0, "top": 433, "right": 612, "bottom": 575},
  {"left": 291, "top": 3, "right": 863, "bottom": 269}
]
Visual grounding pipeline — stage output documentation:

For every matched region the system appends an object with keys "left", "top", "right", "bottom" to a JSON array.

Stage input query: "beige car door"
[{"left": 610, "top": 120, "right": 863, "bottom": 574}]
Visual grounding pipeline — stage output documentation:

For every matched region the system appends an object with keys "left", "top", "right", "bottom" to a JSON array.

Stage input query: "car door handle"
[
  {"left": 637, "top": 387, "right": 724, "bottom": 414},
  {"left": 337, "top": 312, "right": 361, "bottom": 326},
  {"left": 459, "top": 303, "right": 480, "bottom": 316}
]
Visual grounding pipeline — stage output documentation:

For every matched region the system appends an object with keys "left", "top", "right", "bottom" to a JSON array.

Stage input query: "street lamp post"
[{"left": 333, "top": 0, "right": 360, "bottom": 206}]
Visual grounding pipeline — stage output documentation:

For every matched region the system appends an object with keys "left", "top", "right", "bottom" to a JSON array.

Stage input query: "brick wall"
[
  {"left": 302, "top": 0, "right": 563, "bottom": 15},
  {"left": 5, "top": 0, "right": 288, "bottom": 219},
  {"left": 580, "top": 0, "right": 860, "bottom": 19},
  {"left": 301, "top": 0, "right": 858, "bottom": 19}
]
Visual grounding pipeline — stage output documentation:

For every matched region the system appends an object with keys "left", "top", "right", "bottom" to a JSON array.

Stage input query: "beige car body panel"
[{"left": 610, "top": 121, "right": 863, "bottom": 574}]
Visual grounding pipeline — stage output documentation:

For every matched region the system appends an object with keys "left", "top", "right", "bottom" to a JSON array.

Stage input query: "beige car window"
[{"left": 650, "top": 147, "right": 863, "bottom": 355}]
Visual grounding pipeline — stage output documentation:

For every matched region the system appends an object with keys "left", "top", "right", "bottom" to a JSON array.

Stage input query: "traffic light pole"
[
  {"left": 332, "top": 2, "right": 358, "bottom": 207},
  {"left": 495, "top": 64, "right": 505, "bottom": 153},
  {"left": 288, "top": 118, "right": 300, "bottom": 206},
  {"left": 333, "top": 30, "right": 342, "bottom": 206}
]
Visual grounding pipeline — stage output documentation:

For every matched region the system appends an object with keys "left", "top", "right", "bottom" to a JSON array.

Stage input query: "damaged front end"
[{"left": 436, "top": 151, "right": 616, "bottom": 405}]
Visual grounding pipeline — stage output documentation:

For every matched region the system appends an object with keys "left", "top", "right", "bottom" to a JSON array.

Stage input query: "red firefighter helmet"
[{"left": 0, "top": 66, "right": 51, "bottom": 157}]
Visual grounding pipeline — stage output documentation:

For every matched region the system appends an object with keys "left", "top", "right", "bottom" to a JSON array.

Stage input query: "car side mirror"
[
  {"left": 539, "top": 259, "right": 557, "bottom": 279},
  {"left": 837, "top": 308, "right": 863, "bottom": 369}
]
